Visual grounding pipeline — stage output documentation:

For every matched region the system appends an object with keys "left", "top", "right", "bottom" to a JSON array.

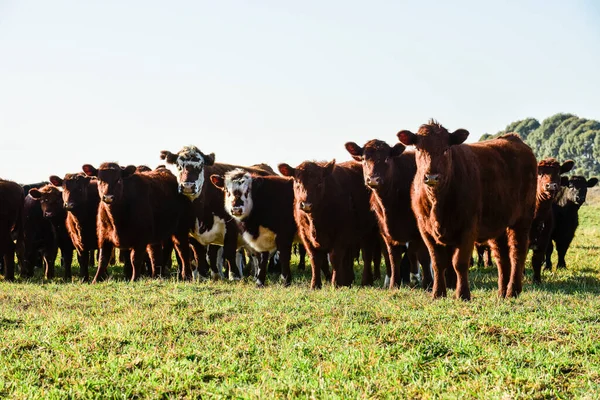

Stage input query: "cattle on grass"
[
  {"left": 0, "top": 179, "right": 24, "bottom": 280},
  {"left": 81, "top": 163, "right": 192, "bottom": 282},
  {"left": 344, "top": 139, "right": 434, "bottom": 289},
  {"left": 528, "top": 159, "right": 573, "bottom": 283},
  {"left": 397, "top": 121, "right": 537, "bottom": 299},
  {"left": 28, "top": 185, "right": 75, "bottom": 279},
  {"left": 160, "top": 146, "right": 274, "bottom": 280},
  {"left": 210, "top": 169, "right": 299, "bottom": 286},
  {"left": 20, "top": 193, "right": 57, "bottom": 279},
  {"left": 278, "top": 160, "right": 380, "bottom": 288},
  {"left": 546, "top": 175, "right": 598, "bottom": 270},
  {"left": 49, "top": 173, "right": 100, "bottom": 282}
]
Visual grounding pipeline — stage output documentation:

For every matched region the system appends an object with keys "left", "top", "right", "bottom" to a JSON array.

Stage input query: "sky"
[{"left": 1, "top": 0, "right": 600, "bottom": 183}]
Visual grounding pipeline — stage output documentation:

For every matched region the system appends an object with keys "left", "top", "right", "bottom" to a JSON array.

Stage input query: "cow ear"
[
  {"left": 344, "top": 142, "right": 363, "bottom": 161},
  {"left": 587, "top": 178, "right": 598, "bottom": 188},
  {"left": 209, "top": 174, "right": 225, "bottom": 190},
  {"left": 278, "top": 163, "right": 295, "bottom": 177},
  {"left": 122, "top": 165, "right": 137, "bottom": 177},
  {"left": 390, "top": 143, "right": 406, "bottom": 158},
  {"left": 29, "top": 188, "right": 42, "bottom": 199},
  {"left": 324, "top": 159, "right": 336, "bottom": 176},
  {"left": 204, "top": 153, "right": 215, "bottom": 166},
  {"left": 82, "top": 164, "right": 98, "bottom": 177},
  {"left": 449, "top": 129, "right": 469, "bottom": 146},
  {"left": 560, "top": 176, "right": 569, "bottom": 187},
  {"left": 560, "top": 160, "right": 575, "bottom": 174},
  {"left": 397, "top": 130, "right": 418, "bottom": 146},
  {"left": 160, "top": 150, "right": 178, "bottom": 164},
  {"left": 49, "top": 175, "right": 63, "bottom": 187}
]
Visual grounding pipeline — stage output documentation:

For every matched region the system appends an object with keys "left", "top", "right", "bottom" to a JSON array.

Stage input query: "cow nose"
[
  {"left": 180, "top": 182, "right": 196, "bottom": 194},
  {"left": 366, "top": 176, "right": 382, "bottom": 188},
  {"left": 44, "top": 211, "right": 53, "bottom": 218},
  {"left": 231, "top": 206, "right": 244, "bottom": 216},
  {"left": 300, "top": 202, "right": 313, "bottom": 213},
  {"left": 424, "top": 174, "right": 439, "bottom": 186},
  {"left": 545, "top": 183, "right": 558, "bottom": 192},
  {"left": 103, "top": 195, "right": 114, "bottom": 204},
  {"left": 63, "top": 202, "right": 74, "bottom": 210}
]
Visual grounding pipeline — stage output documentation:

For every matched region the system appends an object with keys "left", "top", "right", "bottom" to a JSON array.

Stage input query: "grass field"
[{"left": 1, "top": 197, "right": 599, "bottom": 399}]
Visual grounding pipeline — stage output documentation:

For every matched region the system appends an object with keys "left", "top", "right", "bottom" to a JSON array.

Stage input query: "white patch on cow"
[
  {"left": 224, "top": 169, "right": 253, "bottom": 220},
  {"left": 236, "top": 249, "right": 245, "bottom": 277},
  {"left": 216, "top": 246, "right": 225, "bottom": 278},
  {"left": 169, "top": 146, "right": 207, "bottom": 200},
  {"left": 242, "top": 226, "right": 277, "bottom": 253},
  {"left": 384, "top": 275, "right": 391, "bottom": 288},
  {"left": 410, "top": 272, "right": 421, "bottom": 286},
  {"left": 192, "top": 269, "right": 200, "bottom": 281},
  {"left": 191, "top": 216, "right": 226, "bottom": 246},
  {"left": 429, "top": 261, "right": 434, "bottom": 279}
]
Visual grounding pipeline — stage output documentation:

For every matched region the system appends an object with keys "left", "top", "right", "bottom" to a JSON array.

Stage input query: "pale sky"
[{"left": 1, "top": 0, "right": 599, "bottom": 183}]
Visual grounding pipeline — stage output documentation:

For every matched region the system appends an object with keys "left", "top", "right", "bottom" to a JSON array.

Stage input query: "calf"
[
  {"left": 546, "top": 175, "right": 598, "bottom": 270},
  {"left": 0, "top": 179, "right": 24, "bottom": 280},
  {"left": 344, "top": 139, "right": 434, "bottom": 289},
  {"left": 278, "top": 160, "right": 379, "bottom": 288},
  {"left": 49, "top": 173, "right": 99, "bottom": 282},
  {"left": 210, "top": 169, "right": 298, "bottom": 286},
  {"left": 20, "top": 193, "right": 57, "bottom": 278},
  {"left": 28, "top": 185, "right": 75, "bottom": 279},
  {"left": 397, "top": 120, "right": 537, "bottom": 299},
  {"left": 529, "top": 159, "right": 573, "bottom": 283},
  {"left": 160, "top": 145, "right": 274, "bottom": 280},
  {"left": 81, "top": 163, "right": 192, "bottom": 282}
]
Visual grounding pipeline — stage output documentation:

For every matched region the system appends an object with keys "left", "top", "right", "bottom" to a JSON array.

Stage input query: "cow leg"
[
  {"left": 531, "top": 247, "right": 545, "bottom": 284},
  {"left": 415, "top": 241, "right": 433, "bottom": 291},
  {"left": 254, "top": 252, "right": 269, "bottom": 287},
  {"left": 162, "top": 240, "right": 174, "bottom": 276},
  {"left": 206, "top": 245, "right": 222, "bottom": 280},
  {"left": 192, "top": 242, "right": 209, "bottom": 280},
  {"left": 121, "top": 249, "right": 133, "bottom": 281},
  {"left": 172, "top": 234, "right": 192, "bottom": 281},
  {"left": 556, "top": 239, "right": 571, "bottom": 269},
  {"left": 223, "top": 224, "right": 241, "bottom": 280},
  {"left": 488, "top": 234, "right": 511, "bottom": 298},
  {"left": 307, "top": 247, "right": 327, "bottom": 289},
  {"left": 544, "top": 241, "right": 554, "bottom": 270},
  {"left": 93, "top": 242, "right": 113, "bottom": 283},
  {"left": 384, "top": 242, "right": 403, "bottom": 289},
  {"left": 297, "top": 244, "right": 306, "bottom": 271},
  {"left": 506, "top": 221, "right": 530, "bottom": 298},
  {"left": 77, "top": 250, "right": 90, "bottom": 283},
  {"left": 330, "top": 247, "right": 352, "bottom": 287},
  {"left": 146, "top": 243, "right": 162, "bottom": 278},
  {"left": 452, "top": 240, "right": 474, "bottom": 301},
  {"left": 426, "top": 238, "right": 452, "bottom": 299},
  {"left": 43, "top": 245, "right": 58, "bottom": 280},
  {"left": 406, "top": 244, "right": 419, "bottom": 286},
  {"left": 62, "top": 247, "right": 73, "bottom": 280},
  {"left": 129, "top": 246, "right": 146, "bottom": 282},
  {"left": 277, "top": 239, "right": 293, "bottom": 287},
  {"left": 360, "top": 239, "right": 374, "bottom": 286},
  {"left": 371, "top": 238, "right": 382, "bottom": 281}
]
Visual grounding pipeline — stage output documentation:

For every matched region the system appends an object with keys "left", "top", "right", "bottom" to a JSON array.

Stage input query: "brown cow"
[
  {"left": 210, "top": 169, "right": 298, "bottom": 287},
  {"left": 529, "top": 158, "right": 573, "bottom": 283},
  {"left": 344, "top": 139, "right": 434, "bottom": 289},
  {"left": 49, "top": 173, "right": 99, "bottom": 282},
  {"left": 397, "top": 120, "right": 537, "bottom": 299},
  {"left": 28, "top": 185, "right": 75, "bottom": 279},
  {"left": 81, "top": 163, "right": 192, "bottom": 282},
  {"left": 0, "top": 179, "right": 24, "bottom": 280},
  {"left": 160, "top": 145, "right": 274, "bottom": 280},
  {"left": 278, "top": 160, "right": 379, "bottom": 288}
]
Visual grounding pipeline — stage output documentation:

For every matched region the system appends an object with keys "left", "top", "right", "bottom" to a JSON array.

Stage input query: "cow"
[
  {"left": 159, "top": 145, "right": 274, "bottom": 280},
  {"left": 210, "top": 169, "right": 299, "bottom": 287},
  {"left": 344, "top": 139, "right": 434, "bottom": 289},
  {"left": 278, "top": 159, "right": 379, "bottom": 288},
  {"left": 397, "top": 120, "right": 537, "bottom": 300},
  {"left": 528, "top": 159, "right": 573, "bottom": 283},
  {"left": 49, "top": 173, "right": 100, "bottom": 282},
  {"left": 545, "top": 175, "right": 598, "bottom": 270},
  {"left": 20, "top": 192, "right": 57, "bottom": 279},
  {"left": 81, "top": 163, "right": 192, "bottom": 282},
  {"left": 28, "top": 185, "right": 75, "bottom": 280},
  {"left": 0, "top": 179, "right": 24, "bottom": 281}
]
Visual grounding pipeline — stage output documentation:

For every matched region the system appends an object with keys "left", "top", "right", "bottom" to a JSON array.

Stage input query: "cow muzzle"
[
  {"left": 43, "top": 211, "right": 54, "bottom": 218},
  {"left": 300, "top": 202, "right": 313, "bottom": 213},
  {"left": 231, "top": 206, "right": 244, "bottom": 217},
  {"left": 180, "top": 182, "right": 196, "bottom": 195},
  {"left": 102, "top": 195, "right": 114, "bottom": 204},
  {"left": 544, "top": 183, "right": 558, "bottom": 193},
  {"left": 366, "top": 176, "right": 382, "bottom": 188},
  {"left": 424, "top": 174, "right": 440, "bottom": 186}
]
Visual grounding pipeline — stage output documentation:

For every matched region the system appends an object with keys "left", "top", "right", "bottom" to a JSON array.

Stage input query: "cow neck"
[{"left": 534, "top": 192, "right": 554, "bottom": 220}]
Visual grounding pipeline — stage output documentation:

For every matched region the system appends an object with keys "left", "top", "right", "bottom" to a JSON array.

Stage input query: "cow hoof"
[
  {"left": 256, "top": 280, "right": 265, "bottom": 288},
  {"left": 192, "top": 269, "right": 200, "bottom": 281},
  {"left": 210, "top": 271, "right": 221, "bottom": 281},
  {"left": 410, "top": 272, "right": 421, "bottom": 286},
  {"left": 228, "top": 271, "right": 241, "bottom": 281}
]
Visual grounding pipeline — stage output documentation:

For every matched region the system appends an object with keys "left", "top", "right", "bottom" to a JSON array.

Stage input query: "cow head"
[
  {"left": 160, "top": 146, "right": 215, "bottom": 200},
  {"left": 210, "top": 169, "right": 254, "bottom": 220},
  {"left": 28, "top": 185, "right": 64, "bottom": 218},
  {"left": 278, "top": 160, "right": 335, "bottom": 214},
  {"left": 397, "top": 120, "right": 469, "bottom": 188},
  {"left": 536, "top": 158, "right": 564, "bottom": 201},
  {"left": 345, "top": 140, "right": 405, "bottom": 189},
  {"left": 51, "top": 173, "right": 94, "bottom": 211},
  {"left": 82, "top": 162, "right": 136, "bottom": 205},
  {"left": 559, "top": 176, "right": 599, "bottom": 207}
]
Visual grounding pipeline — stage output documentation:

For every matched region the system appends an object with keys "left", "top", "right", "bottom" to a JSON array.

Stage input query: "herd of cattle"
[{"left": 0, "top": 120, "right": 597, "bottom": 299}]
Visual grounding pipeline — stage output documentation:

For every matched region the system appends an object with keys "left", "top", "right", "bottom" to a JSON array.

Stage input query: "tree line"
[{"left": 479, "top": 113, "right": 600, "bottom": 178}]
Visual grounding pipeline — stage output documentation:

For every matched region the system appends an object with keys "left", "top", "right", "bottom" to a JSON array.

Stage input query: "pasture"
[{"left": 1, "top": 193, "right": 599, "bottom": 399}]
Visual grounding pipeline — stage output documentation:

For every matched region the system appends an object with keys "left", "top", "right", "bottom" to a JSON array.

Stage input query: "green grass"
[{"left": 1, "top": 206, "right": 600, "bottom": 399}]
